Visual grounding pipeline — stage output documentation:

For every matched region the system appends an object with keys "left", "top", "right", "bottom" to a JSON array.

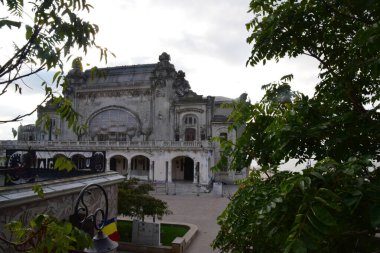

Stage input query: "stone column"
[
  {"left": 150, "top": 161, "right": 155, "bottom": 181},
  {"left": 105, "top": 157, "right": 110, "bottom": 172},
  {"left": 167, "top": 161, "right": 172, "bottom": 183},
  {"left": 127, "top": 159, "right": 132, "bottom": 179},
  {"left": 193, "top": 161, "right": 197, "bottom": 184}
]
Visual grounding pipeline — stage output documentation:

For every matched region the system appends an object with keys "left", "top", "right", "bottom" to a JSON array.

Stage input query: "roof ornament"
[
  {"left": 151, "top": 52, "right": 175, "bottom": 88},
  {"left": 159, "top": 52, "right": 171, "bottom": 62},
  {"left": 156, "top": 52, "right": 174, "bottom": 71},
  {"left": 173, "top": 70, "right": 191, "bottom": 97}
]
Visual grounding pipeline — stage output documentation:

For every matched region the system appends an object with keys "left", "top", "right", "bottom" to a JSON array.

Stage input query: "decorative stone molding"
[
  {"left": 76, "top": 88, "right": 151, "bottom": 99},
  {"left": 176, "top": 108, "right": 204, "bottom": 114},
  {"left": 150, "top": 52, "right": 176, "bottom": 90},
  {"left": 155, "top": 88, "right": 166, "bottom": 97},
  {"left": 173, "top": 71, "right": 191, "bottom": 97}
]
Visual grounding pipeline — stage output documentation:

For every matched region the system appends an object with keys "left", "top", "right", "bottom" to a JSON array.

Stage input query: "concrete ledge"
[
  {"left": 118, "top": 242, "right": 172, "bottom": 253},
  {"left": 0, "top": 171, "right": 125, "bottom": 209},
  {"left": 162, "top": 221, "right": 198, "bottom": 250}
]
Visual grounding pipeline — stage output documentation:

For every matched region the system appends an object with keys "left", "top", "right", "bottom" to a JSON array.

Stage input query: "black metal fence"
[{"left": 0, "top": 149, "right": 106, "bottom": 186}]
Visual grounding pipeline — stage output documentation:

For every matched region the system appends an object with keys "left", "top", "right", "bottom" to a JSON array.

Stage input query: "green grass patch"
[{"left": 117, "top": 220, "right": 189, "bottom": 246}]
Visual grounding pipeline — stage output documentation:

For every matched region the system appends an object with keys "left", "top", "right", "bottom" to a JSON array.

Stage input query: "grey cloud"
[{"left": 156, "top": 0, "right": 253, "bottom": 66}]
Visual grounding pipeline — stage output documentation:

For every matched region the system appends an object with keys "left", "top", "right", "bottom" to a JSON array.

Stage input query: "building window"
[
  {"left": 89, "top": 108, "right": 140, "bottom": 141},
  {"left": 219, "top": 132, "right": 228, "bottom": 140},
  {"left": 183, "top": 114, "right": 198, "bottom": 141},
  {"left": 185, "top": 128, "right": 196, "bottom": 141},
  {"left": 183, "top": 115, "right": 197, "bottom": 125}
]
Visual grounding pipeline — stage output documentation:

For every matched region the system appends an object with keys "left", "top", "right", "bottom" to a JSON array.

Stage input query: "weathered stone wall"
[{"left": 0, "top": 172, "right": 124, "bottom": 253}]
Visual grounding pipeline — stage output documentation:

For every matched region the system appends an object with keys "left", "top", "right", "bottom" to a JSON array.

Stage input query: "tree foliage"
[
  {"left": 118, "top": 179, "right": 172, "bottom": 222},
  {"left": 1, "top": 214, "right": 92, "bottom": 252},
  {"left": 213, "top": 0, "right": 380, "bottom": 252},
  {"left": 0, "top": 1, "right": 108, "bottom": 252},
  {"left": 0, "top": 0, "right": 112, "bottom": 131}
]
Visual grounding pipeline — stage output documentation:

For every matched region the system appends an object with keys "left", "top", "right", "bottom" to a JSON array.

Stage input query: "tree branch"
[
  {"left": 0, "top": 25, "right": 41, "bottom": 79},
  {"left": 321, "top": 0, "right": 377, "bottom": 26},
  {"left": 0, "top": 94, "right": 50, "bottom": 124},
  {"left": 0, "top": 65, "right": 45, "bottom": 95}
]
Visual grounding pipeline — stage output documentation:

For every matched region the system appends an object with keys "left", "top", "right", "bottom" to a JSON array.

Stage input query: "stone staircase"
[{"left": 151, "top": 181, "right": 209, "bottom": 195}]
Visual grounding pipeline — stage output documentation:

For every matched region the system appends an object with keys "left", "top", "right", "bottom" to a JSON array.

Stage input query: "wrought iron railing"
[{"left": 0, "top": 166, "right": 100, "bottom": 187}]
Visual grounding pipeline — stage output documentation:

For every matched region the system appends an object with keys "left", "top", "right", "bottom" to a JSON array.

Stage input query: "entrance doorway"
[
  {"left": 172, "top": 156, "right": 194, "bottom": 181},
  {"left": 110, "top": 155, "right": 127, "bottom": 175}
]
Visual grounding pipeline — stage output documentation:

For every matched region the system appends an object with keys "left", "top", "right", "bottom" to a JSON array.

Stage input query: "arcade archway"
[
  {"left": 172, "top": 156, "right": 194, "bottom": 181},
  {"left": 130, "top": 155, "right": 150, "bottom": 178},
  {"left": 110, "top": 155, "right": 128, "bottom": 175}
]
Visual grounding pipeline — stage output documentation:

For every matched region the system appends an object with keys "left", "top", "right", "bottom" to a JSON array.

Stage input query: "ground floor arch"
[
  {"left": 110, "top": 155, "right": 128, "bottom": 175},
  {"left": 71, "top": 154, "right": 86, "bottom": 170},
  {"left": 130, "top": 155, "right": 150, "bottom": 178},
  {"left": 172, "top": 156, "right": 194, "bottom": 181}
]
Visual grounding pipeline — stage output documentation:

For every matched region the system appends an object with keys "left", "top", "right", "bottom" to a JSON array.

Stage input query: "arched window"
[
  {"left": 89, "top": 108, "right": 140, "bottom": 141},
  {"left": 183, "top": 115, "right": 197, "bottom": 125},
  {"left": 183, "top": 114, "right": 198, "bottom": 141}
]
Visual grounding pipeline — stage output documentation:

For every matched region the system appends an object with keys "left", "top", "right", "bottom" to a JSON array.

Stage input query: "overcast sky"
[{"left": 0, "top": 0, "right": 320, "bottom": 140}]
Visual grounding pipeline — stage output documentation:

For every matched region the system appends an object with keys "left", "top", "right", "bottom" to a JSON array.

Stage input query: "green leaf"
[
  {"left": 343, "top": 190, "right": 362, "bottom": 212},
  {"left": 311, "top": 205, "right": 336, "bottom": 227},
  {"left": 25, "top": 25, "right": 33, "bottom": 39},
  {"left": 309, "top": 171, "right": 325, "bottom": 182},
  {"left": 52, "top": 71, "right": 61, "bottom": 83},
  {"left": 292, "top": 239, "right": 307, "bottom": 253},
  {"left": 315, "top": 188, "right": 342, "bottom": 211},
  {"left": 64, "top": 222, "right": 72, "bottom": 234},
  {"left": 0, "top": 19, "right": 21, "bottom": 29},
  {"left": 32, "top": 184, "right": 45, "bottom": 198},
  {"left": 369, "top": 205, "right": 380, "bottom": 228},
  {"left": 299, "top": 180, "right": 305, "bottom": 192},
  {"left": 33, "top": 214, "right": 47, "bottom": 228},
  {"left": 303, "top": 223, "right": 323, "bottom": 242},
  {"left": 306, "top": 213, "right": 330, "bottom": 235}
]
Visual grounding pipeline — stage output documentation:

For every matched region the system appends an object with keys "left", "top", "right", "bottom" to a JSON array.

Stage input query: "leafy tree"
[
  {"left": 0, "top": 214, "right": 92, "bottom": 252},
  {"left": 0, "top": 0, "right": 112, "bottom": 133},
  {"left": 213, "top": 0, "right": 380, "bottom": 252},
  {"left": 118, "top": 179, "right": 172, "bottom": 222},
  {"left": 0, "top": 0, "right": 110, "bottom": 251}
]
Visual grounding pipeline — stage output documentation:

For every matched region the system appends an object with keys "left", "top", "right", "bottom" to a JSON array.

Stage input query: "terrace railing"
[
  {"left": 0, "top": 140, "right": 214, "bottom": 150},
  {"left": 0, "top": 166, "right": 101, "bottom": 187}
]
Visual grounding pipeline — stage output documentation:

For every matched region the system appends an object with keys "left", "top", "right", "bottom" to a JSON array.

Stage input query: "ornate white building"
[{"left": 15, "top": 53, "right": 246, "bottom": 185}]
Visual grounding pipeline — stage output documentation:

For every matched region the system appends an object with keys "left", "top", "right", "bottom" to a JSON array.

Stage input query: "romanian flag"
[{"left": 102, "top": 217, "right": 120, "bottom": 241}]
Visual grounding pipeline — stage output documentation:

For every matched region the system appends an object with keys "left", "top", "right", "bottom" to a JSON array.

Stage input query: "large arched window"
[{"left": 89, "top": 108, "right": 140, "bottom": 141}]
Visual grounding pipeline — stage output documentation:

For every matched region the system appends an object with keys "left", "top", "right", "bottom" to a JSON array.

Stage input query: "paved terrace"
[{"left": 150, "top": 184, "right": 239, "bottom": 253}]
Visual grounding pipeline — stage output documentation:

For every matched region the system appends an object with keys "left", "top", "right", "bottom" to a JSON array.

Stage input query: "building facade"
[{"left": 15, "top": 53, "right": 246, "bottom": 184}]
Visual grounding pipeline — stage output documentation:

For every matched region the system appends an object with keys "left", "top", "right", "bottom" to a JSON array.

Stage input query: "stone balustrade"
[{"left": 0, "top": 140, "right": 215, "bottom": 151}]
